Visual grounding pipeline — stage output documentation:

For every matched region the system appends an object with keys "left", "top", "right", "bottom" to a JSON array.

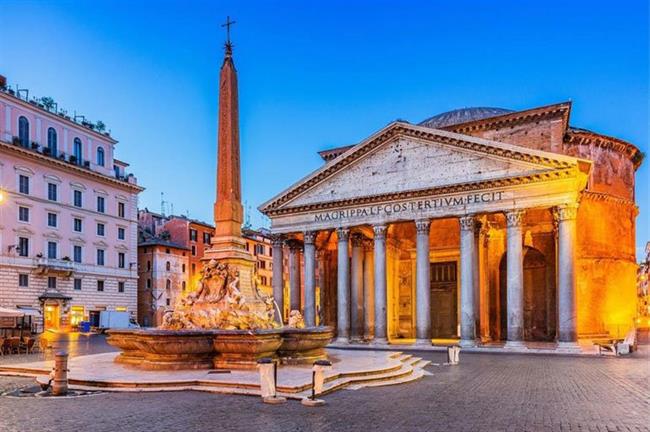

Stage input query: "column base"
[
  {"left": 371, "top": 337, "right": 388, "bottom": 346},
  {"left": 335, "top": 337, "right": 350, "bottom": 344},
  {"left": 556, "top": 341, "right": 582, "bottom": 353},
  {"left": 504, "top": 340, "right": 526, "bottom": 349},
  {"left": 458, "top": 339, "right": 476, "bottom": 348},
  {"left": 414, "top": 339, "right": 432, "bottom": 347}
]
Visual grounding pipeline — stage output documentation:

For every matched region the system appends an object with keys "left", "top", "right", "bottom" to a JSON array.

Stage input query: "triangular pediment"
[{"left": 260, "top": 122, "right": 589, "bottom": 214}]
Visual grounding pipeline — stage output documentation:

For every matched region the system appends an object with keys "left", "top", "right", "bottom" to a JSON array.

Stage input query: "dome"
[{"left": 419, "top": 107, "right": 513, "bottom": 129}]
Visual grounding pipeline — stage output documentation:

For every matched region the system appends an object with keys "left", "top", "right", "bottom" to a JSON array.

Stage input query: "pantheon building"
[{"left": 260, "top": 102, "right": 642, "bottom": 348}]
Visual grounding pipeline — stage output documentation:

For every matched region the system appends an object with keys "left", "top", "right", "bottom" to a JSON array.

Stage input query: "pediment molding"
[{"left": 260, "top": 121, "right": 589, "bottom": 214}]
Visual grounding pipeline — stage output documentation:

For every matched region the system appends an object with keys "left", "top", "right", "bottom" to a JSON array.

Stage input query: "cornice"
[
  {"left": 0, "top": 139, "right": 144, "bottom": 193},
  {"left": 261, "top": 122, "right": 580, "bottom": 213},
  {"left": 564, "top": 129, "right": 643, "bottom": 170},
  {"left": 581, "top": 191, "right": 636, "bottom": 207},
  {"left": 265, "top": 168, "right": 576, "bottom": 217}
]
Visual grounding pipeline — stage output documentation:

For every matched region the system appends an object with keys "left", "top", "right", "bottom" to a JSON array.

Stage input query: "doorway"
[
  {"left": 430, "top": 261, "right": 458, "bottom": 338},
  {"left": 43, "top": 303, "right": 60, "bottom": 331}
]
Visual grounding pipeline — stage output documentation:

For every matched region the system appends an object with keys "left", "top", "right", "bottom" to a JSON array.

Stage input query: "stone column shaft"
[
  {"left": 373, "top": 225, "right": 388, "bottom": 343},
  {"left": 460, "top": 215, "right": 477, "bottom": 345},
  {"left": 556, "top": 204, "right": 579, "bottom": 344},
  {"left": 303, "top": 231, "right": 317, "bottom": 327},
  {"left": 415, "top": 219, "right": 432, "bottom": 344},
  {"left": 506, "top": 210, "right": 525, "bottom": 345},
  {"left": 336, "top": 228, "right": 351, "bottom": 342},
  {"left": 350, "top": 234, "right": 364, "bottom": 340},
  {"left": 363, "top": 240, "right": 374, "bottom": 338},
  {"left": 271, "top": 235, "right": 285, "bottom": 324},
  {"left": 288, "top": 241, "right": 302, "bottom": 312}
]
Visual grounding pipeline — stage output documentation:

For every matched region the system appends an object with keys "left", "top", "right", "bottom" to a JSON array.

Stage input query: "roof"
[
  {"left": 419, "top": 107, "right": 514, "bottom": 129},
  {"left": 138, "top": 239, "right": 190, "bottom": 251}
]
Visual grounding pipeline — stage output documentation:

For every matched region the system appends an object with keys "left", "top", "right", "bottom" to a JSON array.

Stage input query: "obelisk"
[{"left": 203, "top": 19, "right": 259, "bottom": 304}]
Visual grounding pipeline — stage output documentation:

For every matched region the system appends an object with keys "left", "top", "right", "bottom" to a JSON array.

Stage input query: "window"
[
  {"left": 47, "top": 127, "right": 57, "bottom": 156},
  {"left": 166, "top": 261, "right": 171, "bottom": 271},
  {"left": 19, "top": 175, "right": 29, "bottom": 194},
  {"left": 47, "top": 212, "right": 57, "bottom": 228},
  {"left": 146, "top": 278, "right": 151, "bottom": 289},
  {"left": 97, "top": 147, "right": 105, "bottom": 166},
  {"left": 74, "top": 278, "right": 82, "bottom": 290},
  {"left": 97, "top": 196, "right": 105, "bottom": 213},
  {"left": 118, "top": 253, "right": 125, "bottom": 269},
  {"left": 70, "top": 306, "right": 84, "bottom": 326},
  {"left": 73, "top": 245, "right": 82, "bottom": 263},
  {"left": 97, "top": 249, "right": 105, "bottom": 266},
  {"left": 97, "top": 223, "right": 105, "bottom": 236},
  {"left": 18, "top": 206, "right": 29, "bottom": 222},
  {"left": 73, "top": 190, "right": 82, "bottom": 207},
  {"left": 118, "top": 202, "right": 125, "bottom": 218},
  {"left": 203, "top": 232, "right": 211, "bottom": 244},
  {"left": 259, "top": 260, "right": 266, "bottom": 270},
  {"left": 118, "top": 281, "right": 125, "bottom": 293},
  {"left": 97, "top": 280, "right": 104, "bottom": 292},
  {"left": 191, "top": 263, "right": 196, "bottom": 273},
  {"left": 146, "top": 260, "right": 151, "bottom": 271},
  {"left": 189, "top": 229, "right": 197, "bottom": 241},
  {"left": 48, "top": 276, "right": 56, "bottom": 289},
  {"left": 18, "top": 237, "right": 29, "bottom": 257},
  {"left": 73, "top": 138, "right": 82, "bottom": 162},
  {"left": 191, "top": 245, "right": 196, "bottom": 256},
  {"left": 47, "top": 183, "right": 57, "bottom": 201},
  {"left": 182, "top": 281, "right": 186, "bottom": 291},
  {"left": 166, "top": 279, "right": 171, "bottom": 289},
  {"left": 18, "top": 274, "right": 28, "bottom": 287},
  {"left": 47, "top": 241, "right": 57, "bottom": 259},
  {"left": 118, "top": 227, "right": 125, "bottom": 240},
  {"left": 165, "top": 248, "right": 170, "bottom": 254},
  {"left": 18, "top": 116, "right": 29, "bottom": 147},
  {"left": 73, "top": 218, "right": 82, "bottom": 232},
  {"left": 255, "top": 244, "right": 265, "bottom": 255},
  {"left": 182, "top": 264, "right": 186, "bottom": 273},
  {"left": 166, "top": 298, "right": 171, "bottom": 306}
]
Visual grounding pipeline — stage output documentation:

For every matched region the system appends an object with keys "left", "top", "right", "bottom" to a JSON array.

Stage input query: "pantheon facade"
[{"left": 260, "top": 102, "right": 641, "bottom": 347}]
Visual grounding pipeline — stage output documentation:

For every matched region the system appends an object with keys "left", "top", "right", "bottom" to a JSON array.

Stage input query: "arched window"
[
  {"left": 182, "top": 281, "right": 186, "bottom": 292},
  {"left": 96, "top": 147, "right": 105, "bottom": 166},
  {"left": 166, "top": 261, "right": 171, "bottom": 271},
  {"left": 166, "top": 279, "right": 171, "bottom": 290},
  {"left": 47, "top": 127, "right": 57, "bottom": 156},
  {"left": 73, "top": 138, "right": 82, "bottom": 163},
  {"left": 18, "top": 116, "right": 29, "bottom": 147}
]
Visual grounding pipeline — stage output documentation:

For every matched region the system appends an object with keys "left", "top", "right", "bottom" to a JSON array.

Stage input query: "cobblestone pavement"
[{"left": 0, "top": 337, "right": 648, "bottom": 432}]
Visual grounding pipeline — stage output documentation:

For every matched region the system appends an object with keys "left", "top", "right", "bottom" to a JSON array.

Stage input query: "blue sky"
[{"left": 1, "top": 0, "right": 648, "bottom": 258}]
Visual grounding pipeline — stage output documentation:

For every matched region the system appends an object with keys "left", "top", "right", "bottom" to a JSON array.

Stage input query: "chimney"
[{"left": 0, "top": 75, "right": 6, "bottom": 88}]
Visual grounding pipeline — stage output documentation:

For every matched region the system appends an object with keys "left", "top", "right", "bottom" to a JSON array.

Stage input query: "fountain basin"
[
  {"left": 278, "top": 326, "right": 335, "bottom": 364},
  {"left": 105, "top": 329, "right": 143, "bottom": 366},
  {"left": 212, "top": 329, "right": 284, "bottom": 370}
]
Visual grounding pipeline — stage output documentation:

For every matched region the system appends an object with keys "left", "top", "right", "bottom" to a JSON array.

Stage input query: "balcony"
[{"left": 33, "top": 257, "right": 75, "bottom": 277}]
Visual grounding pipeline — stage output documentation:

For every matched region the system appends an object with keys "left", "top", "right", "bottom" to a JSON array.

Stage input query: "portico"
[{"left": 260, "top": 121, "right": 591, "bottom": 347}]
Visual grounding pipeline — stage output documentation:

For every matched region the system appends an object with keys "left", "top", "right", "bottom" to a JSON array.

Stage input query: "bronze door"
[{"left": 430, "top": 261, "right": 458, "bottom": 338}]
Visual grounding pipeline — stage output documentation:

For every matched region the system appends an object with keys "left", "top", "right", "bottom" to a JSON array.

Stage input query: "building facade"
[
  {"left": 0, "top": 75, "right": 143, "bottom": 331},
  {"left": 261, "top": 103, "right": 642, "bottom": 347},
  {"left": 137, "top": 232, "right": 189, "bottom": 327},
  {"left": 242, "top": 227, "right": 274, "bottom": 296}
]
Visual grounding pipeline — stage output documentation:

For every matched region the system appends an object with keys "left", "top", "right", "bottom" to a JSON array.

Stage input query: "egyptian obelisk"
[{"left": 203, "top": 18, "right": 259, "bottom": 303}]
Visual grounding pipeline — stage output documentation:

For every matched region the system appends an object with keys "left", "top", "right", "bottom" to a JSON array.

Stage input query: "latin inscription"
[{"left": 314, "top": 191, "right": 505, "bottom": 222}]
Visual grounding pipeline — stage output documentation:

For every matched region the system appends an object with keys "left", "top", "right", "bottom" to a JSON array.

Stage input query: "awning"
[
  {"left": 0, "top": 306, "right": 25, "bottom": 318},
  {"left": 16, "top": 306, "right": 41, "bottom": 317},
  {"left": 38, "top": 292, "right": 72, "bottom": 302}
]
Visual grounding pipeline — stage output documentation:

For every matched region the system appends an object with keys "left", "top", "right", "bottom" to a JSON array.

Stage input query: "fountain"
[{"left": 107, "top": 32, "right": 333, "bottom": 370}]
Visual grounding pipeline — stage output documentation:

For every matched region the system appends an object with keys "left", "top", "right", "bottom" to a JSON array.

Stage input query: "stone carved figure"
[
  {"left": 287, "top": 310, "right": 305, "bottom": 329},
  {"left": 160, "top": 260, "right": 279, "bottom": 331}
]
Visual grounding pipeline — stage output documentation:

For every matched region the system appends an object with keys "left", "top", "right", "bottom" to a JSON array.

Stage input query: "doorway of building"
[
  {"left": 430, "top": 261, "right": 458, "bottom": 338},
  {"left": 88, "top": 311, "right": 101, "bottom": 327},
  {"left": 43, "top": 303, "right": 60, "bottom": 331}
]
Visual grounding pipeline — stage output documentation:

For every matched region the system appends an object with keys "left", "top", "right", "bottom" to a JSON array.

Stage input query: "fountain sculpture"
[{"left": 106, "top": 27, "right": 333, "bottom": 370}]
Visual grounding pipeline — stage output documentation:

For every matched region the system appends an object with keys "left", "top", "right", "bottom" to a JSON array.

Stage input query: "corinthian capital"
[
  {"left": 303, "top": 231, "right": 317, "bottom": 245},
  {"left": 351, "top": 232, "right": 364, "bottom": 247},
  {"left": 415, "top": 219, "right": 431, "bottom": 235},
  {"left": 270, "top": 233, "right": 285, "bottom": 248},
  {"left": 336, "top": 227, "right": 350, "bottom": 242},
  {"left": 553, "top": 203, "right": 579, "bottom": 222},
  {"left": 373, "top": 224, "right": 387, "bottom": 240},
  {"left": 505, "top": 210, "right": 525, "bottom": 228},
  {"left": 459, "top": 215, "right": 476, "bottom": 232}
]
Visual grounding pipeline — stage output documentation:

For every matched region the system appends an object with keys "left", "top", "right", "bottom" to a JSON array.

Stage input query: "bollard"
[
  {"left": 51, "top": 351, "right": 69, "bottom": 396},
  {"left": 257, "top": 357, "right": 286, "bottom": 404},
  {"left": 301, "top": 359, "right": 332, "bottom": 407},
  {"left": 447, "top": 345, "right": 460, "bottom": 365}
]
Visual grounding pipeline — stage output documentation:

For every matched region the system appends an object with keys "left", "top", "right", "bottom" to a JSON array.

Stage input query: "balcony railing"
[{"left": 33, "top": 257, "right": 75, "bottom": 276}]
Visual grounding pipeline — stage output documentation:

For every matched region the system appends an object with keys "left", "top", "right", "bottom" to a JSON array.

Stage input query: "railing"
[{"left": 34, "top": 257, "right": 75, "bottom": 276}]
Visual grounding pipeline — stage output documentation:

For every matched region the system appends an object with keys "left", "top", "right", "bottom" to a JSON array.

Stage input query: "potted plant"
[
  {"left": 83, "top": 160, "right": 90, "bottom": 168},
  {"left": 62, "top": 256, "right": 71, "bottom": 262},
  {"left": 41, "top": 97, "right": 55, "bottom": 111},
  {"left": 36, "top": 253, "right": 43, "bottom": 258},
  {"left": 12, "top": 136, "right": 20, "bottom": 146},
  {"left": 31, "top": 142, "right": 40, "bottom": 150},
  {"left": 96, "top": 121, "right": 106, "bottom": 133},
  {"left": 59, "top": 153, "right": 66, "bottom": 161},
  {"left": 43, "top": 147, "right": 51, "bottom": 155},
  {"left": 69, "top": 155, "right": 77, "bottom": 163}
]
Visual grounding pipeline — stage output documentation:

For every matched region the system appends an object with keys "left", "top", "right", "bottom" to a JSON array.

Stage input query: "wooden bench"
[{"left": 594, "top": 329, "right": 637, "bottom": 356}]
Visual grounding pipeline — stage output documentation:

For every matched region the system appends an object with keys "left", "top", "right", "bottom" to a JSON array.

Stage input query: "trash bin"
[{"left": 79, "top": 321, "right": 91, "bottom": 333}]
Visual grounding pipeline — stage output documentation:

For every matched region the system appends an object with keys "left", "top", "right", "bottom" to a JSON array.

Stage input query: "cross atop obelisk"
[{"left": 221, "top": 16, "right": 236, "bottom": 55}]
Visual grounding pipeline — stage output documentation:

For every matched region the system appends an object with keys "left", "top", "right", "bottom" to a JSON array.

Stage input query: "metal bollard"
[
  {"left": 51, "top": 351, "right": 69, "bottom": 396},
  {"left": 447, "top": 345, "right": 460, "bottom": 365},
  {"left": 256, "top": 357, "right": 286, "bottom": 404},
  {"left": 301, "top": 359, "right": 332, "bottom": 407}
]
